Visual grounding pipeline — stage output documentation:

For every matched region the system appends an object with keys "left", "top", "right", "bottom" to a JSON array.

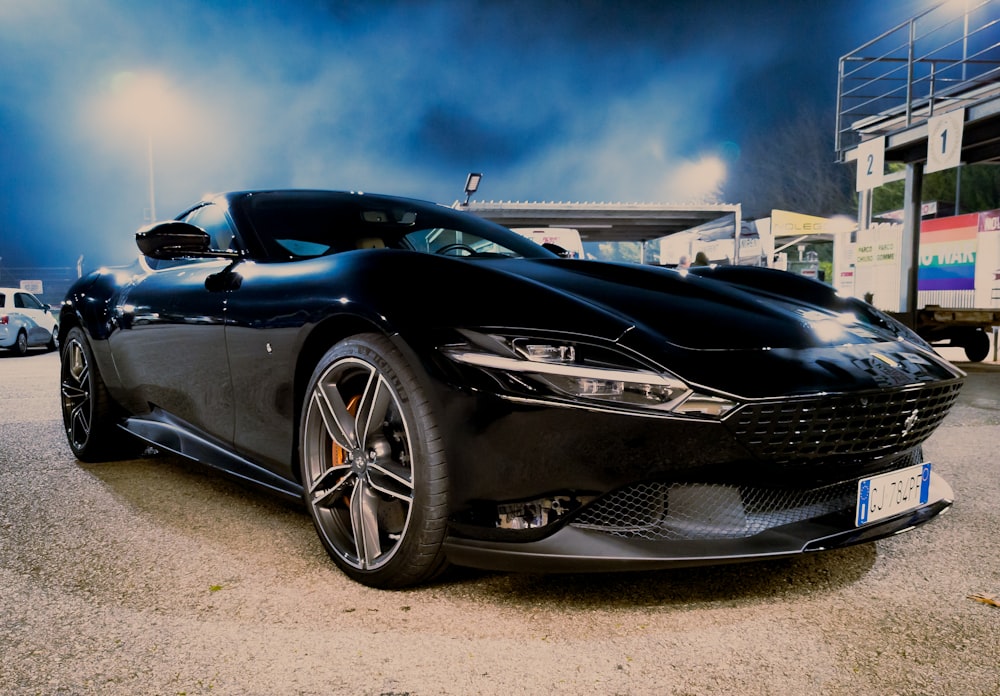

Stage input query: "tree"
[
  {"left": 872, "top": 164, "right": 1000, "bottom": 218},
  {"left": 723, "top": 105, "right": 857, "bottom": 219}
]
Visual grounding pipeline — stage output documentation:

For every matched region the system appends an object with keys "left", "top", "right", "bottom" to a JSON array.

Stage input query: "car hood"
[
  {"left": 302, "top": 251, "right": 963, "bottom": 397},
  {"left": 478, "top": 257, "right": 925, "bottom": 350},
  {"left": 496, "top": 259, "right": 838, "bottom": 349},
  {"left": 405, "top": 256, "right": 965, "bottom": 396}
]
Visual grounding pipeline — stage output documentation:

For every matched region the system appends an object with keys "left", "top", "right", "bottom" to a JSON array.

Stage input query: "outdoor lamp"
[{"left": 463, "top": 172, "right": 482, "bottom": 205}]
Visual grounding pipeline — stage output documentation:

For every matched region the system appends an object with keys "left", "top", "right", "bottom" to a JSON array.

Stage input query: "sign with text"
[
  {"left": 19, "top": 280, "right": 43, "bottom": 294},
  {"left": 975, "top": 209, "right": 1000, "bottom": 308},
  {"left": 854, "top": 222, "right": 902, "bottom": 311},
  {"left": 919, "top": 213, "right": 978, "bottom": 291},
  {"left": 925, "top": 109, "right": 964, "bottom": 174},
  {"left": 856, "top": 136, "right": 885, "bottom": 191},
  {"left": 771, "top": 210, "right": 836, "bottom": 237}
]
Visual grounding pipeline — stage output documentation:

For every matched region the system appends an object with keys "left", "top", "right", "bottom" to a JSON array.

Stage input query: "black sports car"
[{"left": 59, "top": 189, "right": 964, "bottom": 588}]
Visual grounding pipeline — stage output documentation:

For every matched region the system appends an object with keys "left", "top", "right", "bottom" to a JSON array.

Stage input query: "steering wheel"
[{"left": 435, "top": 243, "right": 478, "bottom": 256}]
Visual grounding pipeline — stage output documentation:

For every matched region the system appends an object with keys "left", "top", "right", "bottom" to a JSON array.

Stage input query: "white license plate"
[{"left": 856, "top": 462, "right": 931, "bottom": 526}]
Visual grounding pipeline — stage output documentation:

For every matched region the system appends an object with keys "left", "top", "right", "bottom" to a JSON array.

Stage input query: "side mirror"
[
  {"left": 136, "top": 221, "right": 211, "bottom": 260},
  {"left": 135, "top": 221, "right": 239, "bottom": 260}
]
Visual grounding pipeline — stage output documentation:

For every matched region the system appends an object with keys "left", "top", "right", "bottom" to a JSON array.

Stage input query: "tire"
[
  {"left": 60, "top": 327, "right": 134, "bottom": 462},
  {"left": 299, "top": 333, "right": 449, "bottom": 589},
  {"left": 47, "top": 324, "right": 59, "bottom": 352},
  {"left": 13, "top": 330, "right": 28, "bottom": 356},
  {"left": 963, "top": 329, "right": 990, "bottom": 363}
]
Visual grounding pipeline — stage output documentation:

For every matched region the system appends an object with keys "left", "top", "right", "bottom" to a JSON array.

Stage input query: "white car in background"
[
  {"left": 0, "top": 287, "right": 58, "bottom": 356},
  {"left": 509, "top": 227, "right": 585, "bottom": 258}
]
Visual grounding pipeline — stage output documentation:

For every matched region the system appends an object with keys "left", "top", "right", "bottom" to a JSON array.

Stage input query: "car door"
[
  {"left": 14, "top": 291, "right": 55, "bottom": 346},
  {"left": 221, "top": 258, "right": 310, "bottom": 477},
  {"left": 109, "top": 203, "right": 237, "bottom": 443}
]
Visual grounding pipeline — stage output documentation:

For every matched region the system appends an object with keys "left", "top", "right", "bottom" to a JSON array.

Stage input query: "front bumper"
[{"left": 442, "top": 470, "right": 954, "bottom": 573}]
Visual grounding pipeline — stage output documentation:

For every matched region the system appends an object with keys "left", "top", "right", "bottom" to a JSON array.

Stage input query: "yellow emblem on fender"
[{"left": 872, "top": 352, "right": 899, "bottom": 368}]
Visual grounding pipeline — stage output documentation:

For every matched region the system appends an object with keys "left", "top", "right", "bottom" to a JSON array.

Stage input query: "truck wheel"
[{"left": 964, "top": 329, "right": 990, "bottom": 362}]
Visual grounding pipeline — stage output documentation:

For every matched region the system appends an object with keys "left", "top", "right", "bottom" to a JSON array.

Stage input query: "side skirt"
[{"left": 121, "top": 410, "right": 304, "bottom": 503}]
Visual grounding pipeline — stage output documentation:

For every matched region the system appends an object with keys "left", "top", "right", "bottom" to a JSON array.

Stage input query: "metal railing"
[{"left": 836, "top": 0, "right": 1000, "bottom": 160}]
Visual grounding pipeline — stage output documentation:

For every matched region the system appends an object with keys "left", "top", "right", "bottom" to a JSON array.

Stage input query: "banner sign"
[
  {"left": 977, "top": 209, "right": 1000, "bottom": 308},
  {"left": 918, "top": 213, "right": 978, "bottom": 291},
  {"left": 854, "top": 222, "right": 902, "bottom": 311},
  {"left": 771, "top": 209, "right": 836, "bottom": 236},
  {"left": 982, "top": 209, "right": 1000, "bottom": 234}
]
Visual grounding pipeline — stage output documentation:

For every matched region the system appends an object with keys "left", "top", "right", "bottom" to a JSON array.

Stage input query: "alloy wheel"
[
  {"left": 301, "top": 355, "right": 415, "bottom": 571},
  {"left": 61, "top": 336, "right": 93, "bottom": 451}
]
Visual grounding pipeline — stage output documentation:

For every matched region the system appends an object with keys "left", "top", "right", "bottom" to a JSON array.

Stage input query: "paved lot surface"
[{"left": 1, "top": 347, "right": 998, "bottom": 695}]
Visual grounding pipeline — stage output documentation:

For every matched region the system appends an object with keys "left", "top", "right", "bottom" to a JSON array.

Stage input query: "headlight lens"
[
  {"left": 441, "top": 331, "right": 736, "bottom": 418},
  {"left": 540, "top": 371, "right": 686, "bottom": 408},
  {"left": 522, "top": 342, "right": 576, "bottom": 363}
]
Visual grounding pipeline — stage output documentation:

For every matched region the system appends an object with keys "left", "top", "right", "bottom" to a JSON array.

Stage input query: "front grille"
[
  {"left": 725, "top": 380, "right": 961, "bottom": 464},
  {"left": 571, "top": 450, "right": 923, "bottom": 541}
]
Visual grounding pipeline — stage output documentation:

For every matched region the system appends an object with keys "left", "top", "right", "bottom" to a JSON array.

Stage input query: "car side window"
[
  {"left": 401, "top": 228, "right": 518, "bottom": 257},
  {"left": 15, "top": 292, "right": 43, "bottom": 310},
  {"left": 184, "top": 204, "right": 237, "bottom": 252}
]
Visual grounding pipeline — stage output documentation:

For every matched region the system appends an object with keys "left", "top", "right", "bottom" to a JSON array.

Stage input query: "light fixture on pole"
[
  {"left": 104, "top": 71, "right": 181, "bottom": 223},
  {"left": 463, "top": 172, "right": 482, "bottom": 206}
]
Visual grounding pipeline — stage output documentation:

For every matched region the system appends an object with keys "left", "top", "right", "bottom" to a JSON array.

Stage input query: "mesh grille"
[
  {"left": 572, "top": 450, "right": 923, "bottom": 541},
  {"left": 725, "top": 381, "right": 961, "bottom": 464}
]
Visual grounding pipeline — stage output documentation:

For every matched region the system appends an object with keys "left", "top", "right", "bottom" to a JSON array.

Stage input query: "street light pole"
[{"left": 146, "top": 131, "right": 156, "bottom": 222}]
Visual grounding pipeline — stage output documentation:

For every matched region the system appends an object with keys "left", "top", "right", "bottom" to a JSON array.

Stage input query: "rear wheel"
[
  {"left": 964, "top": 329, "right": 990, "bottom": 362},
  {"left": 60, "top": 327, "right": 135, "bottom": 462},
  {"left": 299, "top": 333, "right": 449, "bottom": 589},
  {"left": 13, "top": 330, "right": 28, "bottom": 356}
]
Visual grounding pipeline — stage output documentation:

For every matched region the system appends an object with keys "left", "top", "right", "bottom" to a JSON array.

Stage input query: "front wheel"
[
  {"left": 299, "top": 333, "right": 449, "bottom": 589},
  {"left": 60, "top": 327, "right": 135, "bottom": 462}
]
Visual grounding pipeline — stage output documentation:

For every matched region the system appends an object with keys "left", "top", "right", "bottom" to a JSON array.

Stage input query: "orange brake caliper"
[{"left": 332, "top": 395, "right": 362, "bottom": 491}]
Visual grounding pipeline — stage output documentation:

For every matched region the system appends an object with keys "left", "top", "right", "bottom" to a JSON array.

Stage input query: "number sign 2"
[{"left": 856, "top": 136, "right": 885, "bottom": 192}]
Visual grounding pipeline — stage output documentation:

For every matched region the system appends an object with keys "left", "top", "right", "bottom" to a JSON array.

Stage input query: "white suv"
[{"left": 0, "top": 287, "right": 58, "bottom": 356}]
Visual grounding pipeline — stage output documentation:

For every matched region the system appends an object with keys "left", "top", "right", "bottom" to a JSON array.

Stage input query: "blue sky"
[{"left": 0, "top": 0, "right": 922, "bottom": 270}]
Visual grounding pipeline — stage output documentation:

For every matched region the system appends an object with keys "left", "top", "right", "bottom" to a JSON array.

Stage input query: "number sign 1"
[
  {"left": 925, "top": 109, "right": 965, "bottom": 174},
  {"left": 855, "top": 136, "right": 885, "bottom": 192}
]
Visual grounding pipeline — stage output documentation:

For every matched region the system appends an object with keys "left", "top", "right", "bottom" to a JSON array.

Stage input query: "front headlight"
[{"left": 441, "top": 331, "right": 737, "bottom": 418}]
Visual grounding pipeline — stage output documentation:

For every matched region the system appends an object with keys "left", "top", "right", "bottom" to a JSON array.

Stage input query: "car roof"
[{"left": 213, "top": 189, "right": 449, "bottom": 207}]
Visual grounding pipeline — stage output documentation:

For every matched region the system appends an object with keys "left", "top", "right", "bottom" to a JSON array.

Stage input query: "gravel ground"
[{"left": 1, "top": 348, "right": 998, "bottom": 695}]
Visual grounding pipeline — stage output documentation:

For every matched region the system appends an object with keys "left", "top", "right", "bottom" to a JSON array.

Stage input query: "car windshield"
[{"left": 237, "top": 191, "right": 557, "bottom": 261}]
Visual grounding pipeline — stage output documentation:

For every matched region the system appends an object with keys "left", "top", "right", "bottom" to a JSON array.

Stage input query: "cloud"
[{"left": 0, "top": 0, "right": 912, "bottom": 269}]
